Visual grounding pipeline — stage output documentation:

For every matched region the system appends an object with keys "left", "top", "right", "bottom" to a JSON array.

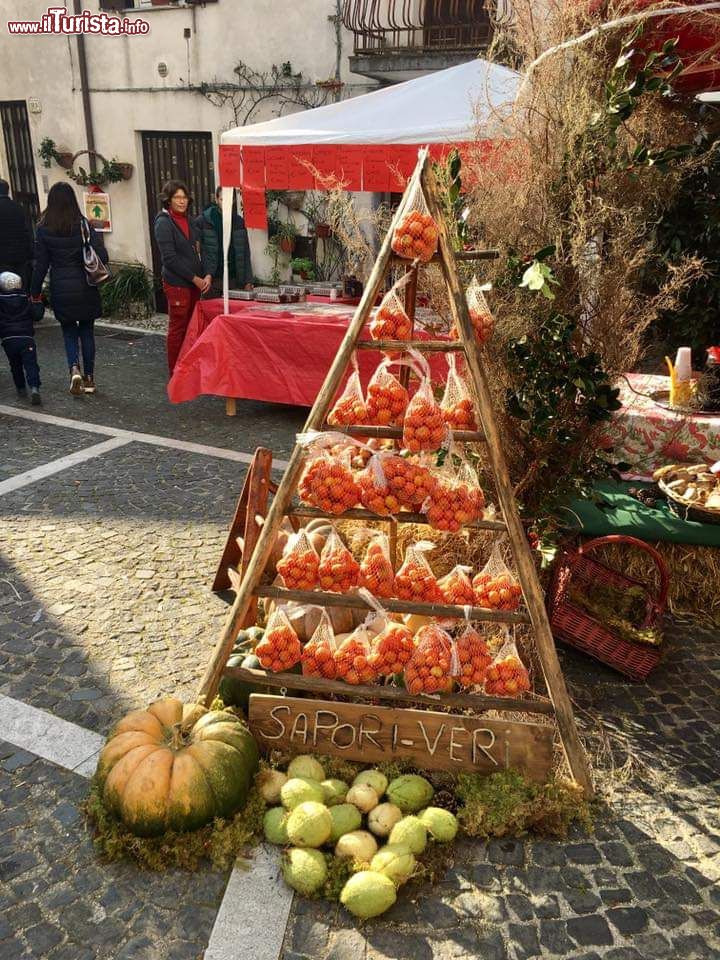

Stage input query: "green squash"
[{"left": 219, "top": 653, "right": 262, "bottom": 712}]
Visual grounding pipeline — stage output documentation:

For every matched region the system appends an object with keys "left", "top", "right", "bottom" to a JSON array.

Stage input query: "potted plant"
[
  {"left": 275, "top": 220, "right": 298, "bottom": 255},
  {"left": 290, "top": 257, "right": 316, "bottom": 281},
  {"left": 37, "top": 137, "right": 73, "bottom": 169},
  {"left": 117, "top": 162, "right": 134, "bottom": 181}
]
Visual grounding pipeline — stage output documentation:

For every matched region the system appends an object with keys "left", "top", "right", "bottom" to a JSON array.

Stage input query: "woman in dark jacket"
[
  {"left": 153, "top": 180, "right": 211, "bottom": 375},
  {"left": 30, "top": 182, "right": 108, "bottom": 395}
]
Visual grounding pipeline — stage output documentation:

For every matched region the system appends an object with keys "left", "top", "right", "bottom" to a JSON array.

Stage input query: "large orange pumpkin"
[{"left": 95, "top": 698, "right": 259, "bottom": 836}]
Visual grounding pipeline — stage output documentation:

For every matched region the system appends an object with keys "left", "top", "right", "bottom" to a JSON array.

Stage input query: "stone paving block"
[{"left": 566, "top": 915, "right": 614, "bottom": 947}]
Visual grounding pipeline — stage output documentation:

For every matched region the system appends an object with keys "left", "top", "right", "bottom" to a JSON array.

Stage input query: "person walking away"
[
  {"left": 0, "top": 271, "right": 44, "bottom": 405},
  {"left": 153, "top": 180, "right": 211, "bottom": 375},
  {"left": 0, "top": 179, "right": 34, "bottom": 289},
  {"left": 197, "top": 187, "right": 253, "bottom": 298},
  {"left": 30, "top": 182, "right": 108, "bottom": 395}
]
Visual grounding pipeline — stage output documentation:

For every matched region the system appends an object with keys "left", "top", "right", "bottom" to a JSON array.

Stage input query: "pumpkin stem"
[{"left": 170, "top": 722, "right": 184, "bottom": 750}]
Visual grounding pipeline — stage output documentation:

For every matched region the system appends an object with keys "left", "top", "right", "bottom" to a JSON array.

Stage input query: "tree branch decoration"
[{"left": 199, "top": 60, "right": 342, "bottom": 127}]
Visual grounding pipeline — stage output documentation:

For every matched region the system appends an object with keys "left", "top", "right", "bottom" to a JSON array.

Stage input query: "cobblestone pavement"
[
  {"left": 0, "top": 740, "right": 228, "bottom": 960},
  {"left": 1, "top": 386, "right": 719, "bottom": 958},
  {"left": 281, "top": 623, "right": 720, "bottom": 960},
  {"left": 3, "top": 322, "right": 306, "bottom": 458},
  {"left": 0, "top": 417, "right": 101, "bottom": 481}
]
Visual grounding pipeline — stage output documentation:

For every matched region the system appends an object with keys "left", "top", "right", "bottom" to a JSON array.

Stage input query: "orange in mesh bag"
[
  {"left": 452, "top": 277, "right": 494, "bottom": 344},
  {"left": 370, "top": 621, "right": 414, "bottom": 675},
  {"left": 357, "top": 452, "right": 403, "bottom": 516},
  {"left": 370, "top": 273, "right": 413, "bottom": 342},
  {"left": 404, "top": 622, "right": 454, "bottom": 694},
  {"left": 441, "top": 355, "right": 477, "bottom": 432},
  {"left": 276, "top": 529, "right": 319, "bottom": 591},
  {"left": 328, "top": 366, "right": 368, "bottom": 427},
  {"left": 318, "top": 528, "right": 360, "bottom": 593},
  {"left": 422, "top": 452, "right": 485, "bottom": 533},
  {"left": 438, "top": 565, "right": 476, "bottom": 606},
  {"left": 301, "top": 609, "right": 338, "bottom": 680},
  {"left": 472, "top": 546, "right": 523, "bottom": 611},
  {"left": 391, "top": 182, "right": 439, "bottom": 263},
  {"left": 451, "top": 623, "right": 492, "bottom": 688},
  {"left": 298, "top": 432, "right": 361, "bottom": 515},
  {"left": 256, "top": 607, "right": 302, "bottom": 672},
  {"left": 365, "top": 361, "right": 409, "bottom": 425},
  {"left": 334, "top": 622, "right": 379, "bottom": 685},
  {"left": 402, "top": 353, "right": 446, "bottom": 453},
  {"left": 359, "top": 531, "right": 395, "bottom": 598},
  {"left": 394, "top": 542, "right": 442, "bottom": 603},
  {"left": 383, "top": 454, "right": 434, "bottom": 511},
  {"left": 484, "top": 636, "right": 531, "bottom": 696}
]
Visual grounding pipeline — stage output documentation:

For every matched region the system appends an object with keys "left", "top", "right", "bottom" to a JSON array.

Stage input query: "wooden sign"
[{"left": 248, "top": 695, "right": 554, "bottom": 781}]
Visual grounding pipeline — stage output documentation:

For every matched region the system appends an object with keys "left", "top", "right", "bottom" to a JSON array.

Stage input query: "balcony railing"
[{"left": 342, "top": 0, "right": 493, "bottom": 56}]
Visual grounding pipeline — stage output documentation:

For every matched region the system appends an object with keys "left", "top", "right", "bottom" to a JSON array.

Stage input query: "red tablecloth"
[{"left": 167, "top": 298, "right": 447, "bottom": 407}]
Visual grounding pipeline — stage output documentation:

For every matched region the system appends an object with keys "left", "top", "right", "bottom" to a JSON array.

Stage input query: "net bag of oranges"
[
  {"left": 451, "top": 623, "right": 492, "bottom": 689},
  {"left": 318, "top": 527, "right": 360, "bottom": 593},
  {"left": 369, "top": 618, "right": 415, "bottom": 675},
  {"left": 276, "top": 529, "right": 320, "bottom": 591},
  {"left": 484, "top": 636, "right": 531, "bottom": 696},
  {"left": 395, "top": 542, "right": 442, "bottom": 603},
  {"left": 328, "top": 363, "right": 368, "bottom": 427},
  {"left": 473, "top": 546, "right": 523, "bottom": 611},
  {"left": 357, "top": 451, "right": 403, "bottom": 517},
  {"left": 334, "top": 622, "right": 379, "bottom": 685},
  {"left": 359, "top": 531, "right": 395, "bottom": 598},
  {"left": 298, "top": 431, "right": 361, "bottom": 515},
  {"left": 422, "top": 451, "right": 485, "bottom": 533},
  {"left": 370, "top": 273, "right": 413, "bottom": 343},
  {"left": 391, "top": 181, "right": 439, "bottom": 263},
  {"left": 256, "top": 606, "right": 302, "bottom": 672},
  {"left": 404, "top": 622, "right": 454, "bottom": 694},
  {"left": 402, "top": 353, "right": 447, "bottom": 453},
  {"left": 365, "top": 360, "right": 409, "bottom": 425},
  {"left": 301, "top": 609, "right": 338, "bottom": 680},
  {"left": 438, "top": 565, "right": 476, "bottom": 606},
  {"left": 441, "top": 355, "right": 477, "bottom": 432},
  {"left": 382, "top": 454, "right": 434, "bottom": 511},
  {"left": 452, "top": 277, "right": 494, "bottom": 344}
]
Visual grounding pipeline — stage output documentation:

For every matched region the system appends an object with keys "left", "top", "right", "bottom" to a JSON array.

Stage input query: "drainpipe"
[{"left": 73, "top": 0, "right": 96, "bottom": 172}]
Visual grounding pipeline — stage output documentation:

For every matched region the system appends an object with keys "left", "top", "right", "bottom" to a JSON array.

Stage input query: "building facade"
[{"left": 0, "top": 0, "right": 489, "bottom": 285}]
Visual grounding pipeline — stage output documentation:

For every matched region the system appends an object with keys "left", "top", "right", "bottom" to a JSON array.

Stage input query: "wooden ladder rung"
[
  {"left": 224, "top": 665, "right": 555, "bottom": 716},
  {"left": 323, "top": 424, "right": 486, "bottom": 442},
  {"left": 286, "top": 504, "right": 507, "bottom": 532},
  {"left": 390, "top": 250, "right": 500, "bottom": 264},
  {"left": 355, "top": 340, "right": 465, "bottom": 353},
  {"left": 255, "top": 584, "right": 530, "bottom": 624}
]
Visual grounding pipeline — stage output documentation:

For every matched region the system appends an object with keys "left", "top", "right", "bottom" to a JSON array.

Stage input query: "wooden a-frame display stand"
[{"left": 198, "top": 150, "right": 593, "bottom": 795}]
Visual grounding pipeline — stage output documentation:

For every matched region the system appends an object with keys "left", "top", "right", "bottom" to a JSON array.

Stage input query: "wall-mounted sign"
[
  {"left": 28, "top": 98, "right": 42, "bottom": 114},
  {"left": 83, "top": 191, "right": 112, "bottom": 233}
]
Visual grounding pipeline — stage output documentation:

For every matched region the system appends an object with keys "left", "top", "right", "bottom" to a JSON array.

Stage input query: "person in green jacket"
[{"left": 196, "top": 187, "right": 253, "bottom": 297}]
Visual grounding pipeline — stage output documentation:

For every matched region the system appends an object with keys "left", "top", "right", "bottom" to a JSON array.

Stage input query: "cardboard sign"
[
  {"left": 362, "top": 145, "right": 391, "bottom": 192},
  {"left": 242, "top": 146, "right": 266, "bottom": 189},
  {"left": 241, "top": 187, "right": 268, "bottom": 231},
  {"left": 248, "top": 695, "right": 554, "bottom": 780},
  {"left": 337, "top": 145, "right": 363, "bottom": 191},
  {"left": 83, "top": 191, "right": 111, "bottom": 232},
  {"left": 265, "top": 146, "right": 290, "bottom": 190},
  {"left": 218, "top": 145, "right": 242, "bottom": 188},
  {"left": 288, "top": 146, "right": 314, "bottom": 190},
  {"left": 312, "top": 144, "right": 340, "bottom": 187}
]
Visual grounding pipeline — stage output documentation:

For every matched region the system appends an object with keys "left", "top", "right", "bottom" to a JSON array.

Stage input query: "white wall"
[{"left": 0, "top": 0, "right": 376, "bottom": 279}]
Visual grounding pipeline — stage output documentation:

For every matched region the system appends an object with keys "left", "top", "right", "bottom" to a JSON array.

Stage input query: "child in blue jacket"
[{"left": 0, "top": 271, "right": 44, "bottom": 404}]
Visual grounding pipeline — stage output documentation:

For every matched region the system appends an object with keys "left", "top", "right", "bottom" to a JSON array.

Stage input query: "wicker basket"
[
  {"left": 658, "top": 476, "right": 720, "bottom": 526},
  {"left": 547, "top": 535, "right": 669, "bottom": 681}
]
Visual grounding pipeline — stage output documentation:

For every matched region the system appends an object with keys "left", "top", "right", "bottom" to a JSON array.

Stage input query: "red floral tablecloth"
[{"left": 607, "top": 373, "right": 720, "bottom": 478}]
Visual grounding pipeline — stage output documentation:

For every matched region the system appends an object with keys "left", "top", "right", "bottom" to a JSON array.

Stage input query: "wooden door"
[
  {"left": 141, "top": 130, "right": 214, "bottom": 311},
  {"left": 0, "top": 100, "right": 40, "bottom": 228}
]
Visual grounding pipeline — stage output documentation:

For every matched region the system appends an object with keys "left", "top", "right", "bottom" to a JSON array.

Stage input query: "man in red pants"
[{"left": 153, "top": 180, "right": 212, "bottom": 374}]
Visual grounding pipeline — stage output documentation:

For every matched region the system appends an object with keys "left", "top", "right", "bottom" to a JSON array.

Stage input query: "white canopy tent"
[
  {"left": 219, "top": 58, "right": 521, "bottom": 147},
  {"left": 217, "top": 59, "right": 521, "bottom": 306}
]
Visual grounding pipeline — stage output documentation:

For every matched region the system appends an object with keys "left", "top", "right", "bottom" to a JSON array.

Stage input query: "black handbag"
[{"left": 80, "top": 217, "right": 112, "bottom": 286}]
